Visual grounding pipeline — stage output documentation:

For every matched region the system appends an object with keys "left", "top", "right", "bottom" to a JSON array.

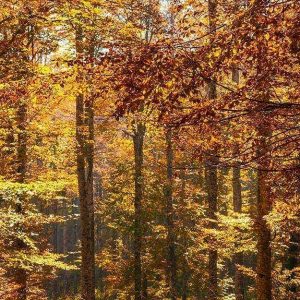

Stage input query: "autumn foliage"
[{"left": 0, "top": 0, "right": 299, "bottom": 299}]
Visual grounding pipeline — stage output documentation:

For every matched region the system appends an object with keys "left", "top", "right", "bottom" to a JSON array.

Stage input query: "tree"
[
  {"left": 132, "top": 119, "right": 146, "bottom": 300},
  {"left": 164, "top": 127, "right": 177, "bottom": 299},
  {"left": 206, "top": 1, "right": 219, "bottom": 299},
  {"left": 232, "top": 51, "right": 245, "bottom": 300},
  {"left": 75, "top": 24, "right": 96, "bottom": 300}
]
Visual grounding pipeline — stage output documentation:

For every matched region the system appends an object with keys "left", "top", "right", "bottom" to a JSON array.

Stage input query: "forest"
[{"left": 0, "top": 0, "right": 299, "bottom": 299}]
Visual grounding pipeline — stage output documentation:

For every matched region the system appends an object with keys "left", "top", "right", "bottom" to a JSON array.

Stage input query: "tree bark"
[
  {"left": 255, "top": 84, "right": 272, "bottom": 300},
  {"left": 206, "top": 2, "right": 218, "bottom": 298},
  {"left": 232, "top": 65, "right": 245, "bottom": 300},
  {"left": 14, "top": 99, "right": 28, "bottom": 300},
  {"left": 75, "top": 25, "right": 95, "bottom": 300},
  {"left": 164, "top": 127, "right": 177, "bottom": 299},
  {"left": 133, "top": 121, "right": 146, "bottom": 300},
  {"left": 256, "top": 166, "right": 272, "bottom": 300},
  {"left": 205, "top": 155, "right": 218, "bottom": 300},
  {"left": 180, "top": 169, "right": 189, "bottom": 300},
  {"left": 232, "top": 163, "right": 245, "bottom": 300},
  {"left": 285, "top": 231, "right": 300, "bottom": 298},
  {"left": 255, "top": 4, "right": 272, "bottom": 298},
  {"left": 284, "top": 157, "right": 300, "bottom": 298}
]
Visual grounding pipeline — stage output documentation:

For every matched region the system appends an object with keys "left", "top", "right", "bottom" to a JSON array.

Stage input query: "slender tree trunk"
[
  {"left": 284, "top": 157, "right": 300, "bottom": 298},
  {"left": 232, "top": 163, "right": 245, "bottom": 300},
  {"left": 255, "top": 4, "right": 272, "bottom": 297},
  {"left": 164, "top": 127, "right": 177, "bottom": 299},
  {"left": 142, "top": 272, "right": 148, "bottom": 300},
  {"left": 15, "top": 99, "right": 28, "bottom": 300},
  {"left": 256, "top": 166, "right": 272, "bottom": 300},
  {"left": 255, "top": 80, "right": 272, "bottom": 300},
  {"left": 205, "top": 155, "right": 218, "bottom": 300},
  {"left": 285, "top": 231, "right": 300, "bottom": 298},
  {"left": 232, "top": 66, "right": 245, "bottom": 300},
  {"left": 182, "top": 272, "right": 188, "bottom": 300},
  {"left": 206, "top": 2, "right": 218, "bottom": 298},
  {"left": 75, "top": 25, "right": 95, "bottom": 300},
  {"left": 133, "top": 122, "right": 146, "bottom": 300},
  {"left": 180, "top": 169, "right": 189, "bottom": 300}
]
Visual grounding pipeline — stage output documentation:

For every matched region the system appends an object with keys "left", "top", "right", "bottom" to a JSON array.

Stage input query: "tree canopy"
[{"left": 0, "top": 0, "right": 299, "bottom": 299}]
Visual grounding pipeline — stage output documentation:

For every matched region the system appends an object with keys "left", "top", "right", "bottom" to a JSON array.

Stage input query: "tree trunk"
[
  {"left": 133, "top": 122, "right": 146, "bottom": 300},
  {"left": 15, "top": 99, "right": 28, "bottom": 300},
  {"left": 255, "top": 66, "right": 272, "bottom": 300},
  {"left": 284, "top": 157, "right": 300, "bottom": 298},
  {"left": 164, "top": 127, "right": 177, "bottom": 299},
  {"left": 285, "top": 231, "right": 300, "bottom": 298},
  {"left": 232, "top": 163, "right": 245, "bottom": 300},
  {"left": 256, "top": 167, "right": 272, "bottom": 300},
  {"left": 205, "top": 155, "right": 218, "bottom": 300},
  {"left": 255, "top": 4, "right": 272, "bottom": 297},
  {"left": 232, "top": 64, "right": 245, "bottom": 300},
  {"left": 206, "top": 2, "right": 218, "bottom": 298},
  {"left": 142, "top": 272, "right": 148, "bottom": 300},
  {"left": 180, "top": 169, "right": 189, "bottom": 300},
  {"left": 75, "top": 25, "right": 95, "bottom": 300}
]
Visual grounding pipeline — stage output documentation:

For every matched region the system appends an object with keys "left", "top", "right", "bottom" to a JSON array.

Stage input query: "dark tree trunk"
[
  {"left": 206, "top": 2, "right": 218, "bottom": 297},
  {"left": 177, "top": 168, "right": 189, "bottom": 300},
  {"left": 75, "top": 26, "right": 95, "bottom": 300},
  {"left": 142, "top": 272, "right": 148, "bottom": 300},
  {"left": 180, "top": 169, "right": 189, "bottom": 300},
  {"left": 164, "top": 128, "right": 177, "bottom": 299},
  {"left": 285, "top": 231, "right": 300, "bottom": 298},
  {"left": 205, "top": 155, "right": 218, "bottom": 300},
  {"left": 133, "top": 122, "right": 146, "bottom": 300},
  {"left": 181, "top": 271, "right": 188, "bottom": 300}
]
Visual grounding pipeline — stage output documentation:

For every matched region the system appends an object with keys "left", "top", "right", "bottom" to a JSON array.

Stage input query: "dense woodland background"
[{"left": 0, "top": 0, "right": 299, "bottom": 299}]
